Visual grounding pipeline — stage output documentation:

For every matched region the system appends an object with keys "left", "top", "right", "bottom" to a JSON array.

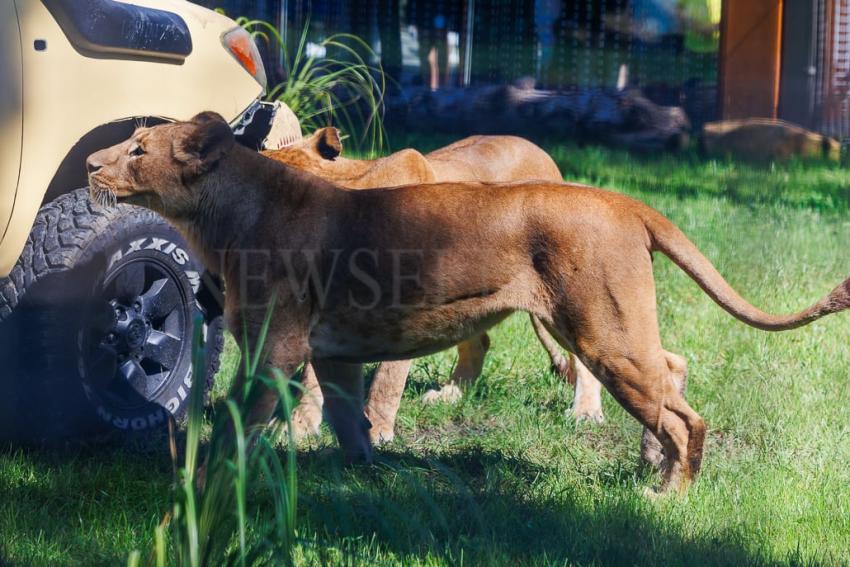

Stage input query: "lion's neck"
[{"left": 175, "top": 145, "right": 345, "bottom": 274}]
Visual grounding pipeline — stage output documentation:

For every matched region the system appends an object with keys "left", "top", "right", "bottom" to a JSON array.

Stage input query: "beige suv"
[{"left": 0, "top": 0, "right": 285, "bottom": 443}]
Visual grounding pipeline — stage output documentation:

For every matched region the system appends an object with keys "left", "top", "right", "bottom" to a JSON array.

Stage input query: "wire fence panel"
[
  {"left": 817, "top": 0, "right": 850, "bottom": 140},
  {"left": 200, "top": 0, "right": 721, "bottom": 126}
]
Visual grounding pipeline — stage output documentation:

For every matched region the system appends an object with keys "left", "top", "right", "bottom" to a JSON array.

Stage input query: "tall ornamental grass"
[
  {"left": 237, "top": 17, "right": 386, "bottom": 155},
  {"left": 129, "top": 312, "right": 298, "bottom": 567}
]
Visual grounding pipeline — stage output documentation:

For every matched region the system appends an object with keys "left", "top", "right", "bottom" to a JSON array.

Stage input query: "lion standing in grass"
[
  {"left": 86, "top": 113, "right": 850, "bottom": 493},
  {"left": 265, "top": 129, "right": 606, "bottom": 445}
]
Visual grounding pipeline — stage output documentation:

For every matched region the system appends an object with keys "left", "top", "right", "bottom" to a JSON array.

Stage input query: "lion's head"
[
  {"left": 86, "top": 112, "right": 235, "bottom": 217},
  {"left": 262, "top": 127, "right": 342, "bottom": 173}
]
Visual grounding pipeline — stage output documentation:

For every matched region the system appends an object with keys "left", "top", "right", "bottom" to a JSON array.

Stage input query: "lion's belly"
[{"left": 308, "top": 302, "right": 513, "bottom": 362}]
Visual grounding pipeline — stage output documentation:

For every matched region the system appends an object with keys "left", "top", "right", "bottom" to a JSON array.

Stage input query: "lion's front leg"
[
  {"left": 571, "top": 356, "right": 605, "bottom": 424},
  {"left": 422, "top": 334, "right": 490, "bottom": 405},
  {"left": 365, "top": 359, "right": 413, "bottom": 445},
  {"left": 288, "top": 363, "right": 325, "bottom": 440},
  {"left": 238, "top": 335, "right": 310, "bottom": 438},
  {"left": 224, "top": 303, "right": 312, "bottom": 440},
  {"left": 312, "top": 358, "right": 373, "bottom": 463},
  {"left": 197, "top": 323, "right": 309, "bottom": 489}
]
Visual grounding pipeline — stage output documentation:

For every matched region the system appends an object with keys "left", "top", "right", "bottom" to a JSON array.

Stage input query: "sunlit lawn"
[{"left": 2, "top": 139, "right": 849, "bottom": 565}]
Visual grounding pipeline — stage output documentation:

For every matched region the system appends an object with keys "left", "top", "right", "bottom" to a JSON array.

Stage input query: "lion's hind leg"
[
  {"left": 536, "top": 316, "right": 605, "bottom": 423},
  {"left": 530, "top": 314, "right": 571, "bottom": 380},
  {"left": 640, "top": 351, "right": 689, "bottom": 469},
  {"left": 544, "top": 292, "right": 704, "bottom": 492},
  {"left": 421, "top": 333, "right": 491, "bottom": 404},
  {"left": 581, "top": 345, "right": 704, "bottom": 493}
]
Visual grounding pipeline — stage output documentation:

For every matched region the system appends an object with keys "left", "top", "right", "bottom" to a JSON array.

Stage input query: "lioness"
[
  {"left": 87, "top": 113, "right": 850, "bottom": 493},
  {"left": 264, "top": 128, "right": 605, "bottom": 445},
  {"left": 701, "top": 118, "right": 841, "bottom": 162}
]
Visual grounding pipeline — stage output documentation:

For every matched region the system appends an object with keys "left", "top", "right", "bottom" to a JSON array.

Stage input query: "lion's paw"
[
  {"left": 551, "top": 354, "right": 573, "bottom": 383},
  {"left": 641, "top": 486, "right": 664, "bottom": 500},
  {"left": 572, "top": 404, "right": 604, "bottom": 424},
  {"left": 369, "top": 424, "right": 396, "bottom": 446},
  {"left": 640, "top": 428, "right": 665, "bottom": 469},
  {"left": 421, "top": 384, "right": 463, "bottom": 404},
  {"left": 287, "top": 407, "right": 323, "bottom": 441}
]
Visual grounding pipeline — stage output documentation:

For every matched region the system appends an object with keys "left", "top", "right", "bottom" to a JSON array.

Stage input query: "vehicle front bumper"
[{"left": 232, "top": 100, "right": 302, "bottom": 151}]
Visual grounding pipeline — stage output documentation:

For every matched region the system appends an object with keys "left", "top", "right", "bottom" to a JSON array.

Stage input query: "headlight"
[{"left": 221, "top": 27, "right": 267, "bottom": 89}]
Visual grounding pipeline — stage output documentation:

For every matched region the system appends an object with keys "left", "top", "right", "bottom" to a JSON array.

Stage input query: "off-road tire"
[{"left": 0, "top": 189, "right": 223, "bottom": 443}]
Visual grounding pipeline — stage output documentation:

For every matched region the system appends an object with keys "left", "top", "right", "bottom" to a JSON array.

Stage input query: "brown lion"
[
  {"left": 86, "top": 113, "right": 850, "bottom": 493},
  {"left": 264, "top": 128, "right": 605, "bottom": 445}
]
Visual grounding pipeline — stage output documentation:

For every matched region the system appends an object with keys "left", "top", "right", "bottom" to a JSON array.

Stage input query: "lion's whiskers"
[{"left": 91, "top": 183, "right": 118, "bottom": 209}]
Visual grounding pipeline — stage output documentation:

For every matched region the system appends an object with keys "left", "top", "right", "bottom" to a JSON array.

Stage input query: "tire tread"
[{"left": 0, "top": 189, "right": 112, "bottom": 322}]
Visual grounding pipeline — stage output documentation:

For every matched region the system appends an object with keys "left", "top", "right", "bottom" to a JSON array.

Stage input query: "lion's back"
[{"left": 426, "top": 135, "right": 562, "bottom": 184}]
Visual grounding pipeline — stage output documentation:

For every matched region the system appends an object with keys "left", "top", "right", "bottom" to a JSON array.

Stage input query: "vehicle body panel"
[
  {"left": 0, "top": 3, "right": 23, "bottom": 246},
  {"left": 0, "top": 0, "right": 264, "bottom": 277}
]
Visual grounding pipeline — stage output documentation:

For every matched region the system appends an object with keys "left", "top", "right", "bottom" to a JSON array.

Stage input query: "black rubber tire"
[{"left": 0, "top": 189, "right": 223, "bottom": 444}]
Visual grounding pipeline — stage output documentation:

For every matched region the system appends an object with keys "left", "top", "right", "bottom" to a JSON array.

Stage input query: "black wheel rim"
[{"left": 82, "top": 257, "right": 192, "bottom": 411}]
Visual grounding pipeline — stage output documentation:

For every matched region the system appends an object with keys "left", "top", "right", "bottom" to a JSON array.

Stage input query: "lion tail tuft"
[{"left": 820, "top": 277, "right": 850, "bottom": 316}]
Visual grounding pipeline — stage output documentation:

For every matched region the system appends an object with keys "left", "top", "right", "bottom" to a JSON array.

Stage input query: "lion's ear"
[
  {"left": 189, "top": 111, "right": 228, "bottom": 126},
  {"left": 312, "top": 127, "right": 342, "bottom": 160},
  {"left": 173, "top": 112, "right": 235, "bottom": 176}
]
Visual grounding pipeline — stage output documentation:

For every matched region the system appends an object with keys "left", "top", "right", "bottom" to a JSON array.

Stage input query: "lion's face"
[
  {"left": 86, "top": 112, "right": 235, "bottom": 217},
  {"left": 263, "top": 127, "right": 342, "bottom": 174}
]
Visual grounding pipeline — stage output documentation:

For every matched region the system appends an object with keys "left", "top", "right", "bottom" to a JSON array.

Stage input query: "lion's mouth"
[
  {"left": 88, "top": 177, "right": 121, "bottom": 209},
  {"left": 88, "top": 176, "right": 139, "bottom": 209}
]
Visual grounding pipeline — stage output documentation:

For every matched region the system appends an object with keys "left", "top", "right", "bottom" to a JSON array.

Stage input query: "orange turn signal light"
[{"left": 222, "top": 27, "right": 267, "bottom": 88}]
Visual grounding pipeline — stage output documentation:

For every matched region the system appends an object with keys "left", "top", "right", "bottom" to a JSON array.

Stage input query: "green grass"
[{"left": 3, "top": 140, "right": 850, "bottom": 565}]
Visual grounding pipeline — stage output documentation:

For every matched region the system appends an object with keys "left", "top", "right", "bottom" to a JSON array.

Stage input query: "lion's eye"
[{"left": 130, "top": 145, "right": 145, "bottom": 157}]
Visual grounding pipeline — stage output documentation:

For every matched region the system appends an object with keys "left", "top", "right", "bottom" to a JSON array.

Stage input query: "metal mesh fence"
[
  {"left": 200, "top": 1, "right": 721, "bottom": 126},
  {"left": 817, "top": 0, "right": 850, "bottom": 140}
]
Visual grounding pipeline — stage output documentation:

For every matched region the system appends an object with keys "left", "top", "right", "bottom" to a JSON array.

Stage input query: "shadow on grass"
[
  {"left": 289, "top": 445, "right": 828, "bottom": 566},
  {"left": 0, "top": 440, "right": 174, "bottom": 567},
  {"left": 0, "top": 434, "right": 834, "bottom": 566}
]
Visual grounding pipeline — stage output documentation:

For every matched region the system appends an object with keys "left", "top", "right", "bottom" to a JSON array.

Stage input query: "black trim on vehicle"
[
  {"left": 43, "top": 0, "right": 192, "bottom": 61},
  {"left": 232, "top": 101, "right": 277, "bottom": 149}
]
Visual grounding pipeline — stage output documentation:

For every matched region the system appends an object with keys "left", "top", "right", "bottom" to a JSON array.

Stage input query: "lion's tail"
[{"left": 639, "top": 206, "right": 850, "bottom": 332}]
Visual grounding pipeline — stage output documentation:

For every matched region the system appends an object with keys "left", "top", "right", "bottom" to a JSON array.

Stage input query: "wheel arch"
[
  {"left": 40, "top": 117, "right": 227, "bottom": 320},
  {"left": 41, "top": 116, "right": 171, "bottom": 207},
  {"left": 2, "top": 0, "right": 262, "bottom": 278},
  {"left": 0, "top": 115, "right": 177, "bottom": 278}
]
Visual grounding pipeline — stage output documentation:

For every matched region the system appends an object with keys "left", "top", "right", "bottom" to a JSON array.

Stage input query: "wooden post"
[{"left": 718, "top": 0, "right": 784, "bottom": 119}]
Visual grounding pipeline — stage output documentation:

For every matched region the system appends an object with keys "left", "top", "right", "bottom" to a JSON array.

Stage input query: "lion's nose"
[{"left": 86, "top": 156, "right": 103, "bottom": 175}]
